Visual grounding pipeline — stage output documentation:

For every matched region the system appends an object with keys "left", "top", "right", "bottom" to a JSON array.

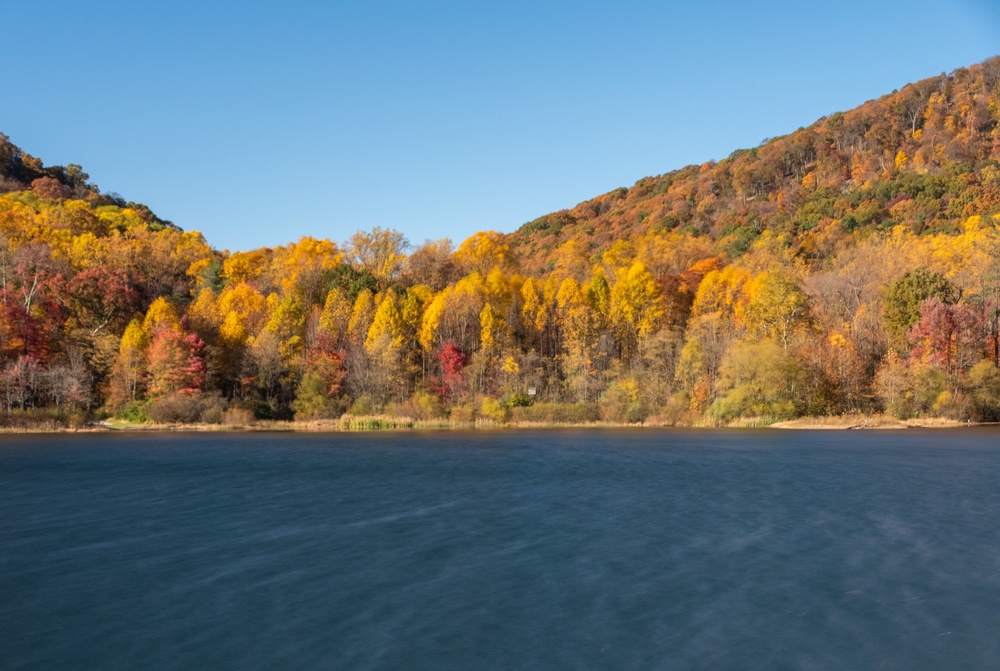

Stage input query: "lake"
[{"left": 3, "top": 429, "right": 1000, "bottom": 670}]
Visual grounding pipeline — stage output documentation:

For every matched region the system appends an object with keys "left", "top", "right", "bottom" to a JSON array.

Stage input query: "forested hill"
[
  {"left": 508, "top": 57, "right": 1000, "bottom": 275},
  {"left": 0, "top": 134, "right": 174, "bottom": 231},
  {"left": 3, "top": 56, "right": 1000, "bottom": 429}
]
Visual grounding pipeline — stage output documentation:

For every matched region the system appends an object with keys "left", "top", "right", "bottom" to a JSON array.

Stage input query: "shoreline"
[{"left": 0, "top": 414, "right": 986, "bottom": 434}]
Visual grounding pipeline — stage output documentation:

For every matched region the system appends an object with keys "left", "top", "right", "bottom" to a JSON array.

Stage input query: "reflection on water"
[{"left": 3, "top": 429, "right": 1000, "bottom": 670}]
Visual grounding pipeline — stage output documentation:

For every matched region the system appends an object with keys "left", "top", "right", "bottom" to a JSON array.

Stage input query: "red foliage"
[
  {"left": 434, "top": 341, "right": 468, "bottom": 399},
  {"left": 65, "top": 267, "right": 140, "bottom": 333},
  {"left": 908, "top": 298, "right": 986, "bottom": 374},
  {"left": 30, "top": 177, "right": 71, "bottom": 201},
  {"left": 147, "top": 326, "right": 207, "bottom": 396}
]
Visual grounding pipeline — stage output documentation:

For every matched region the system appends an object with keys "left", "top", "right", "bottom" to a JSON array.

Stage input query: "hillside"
[
  {"left": 508, "top": 57, "right": 1000, "bottom": 275},
  {"left": 2, "top": 56, "right": 1000, "bottom": 428}
]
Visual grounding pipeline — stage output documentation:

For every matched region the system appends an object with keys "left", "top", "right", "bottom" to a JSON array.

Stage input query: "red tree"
[{"left": 147, "top": 327, "right": 207, "bottom": 396}]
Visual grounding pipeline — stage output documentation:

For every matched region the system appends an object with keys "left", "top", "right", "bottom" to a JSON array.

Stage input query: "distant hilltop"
[
  {"left": 0, "top": 132, "right": 175, "bottom": 231},
  {"left": 508, "top": 56, "right": 1000, "bottom": 274}
]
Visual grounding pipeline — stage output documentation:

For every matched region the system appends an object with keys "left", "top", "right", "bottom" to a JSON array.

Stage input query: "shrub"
[
  {"left": 117, "top": 400, "right": 150, "bottom": 423},
  {"left": 221, "top": 407, "right": 255, "bottom": 426},
  {"left": 511, "top": 402, "right": 600, "bottom": 424},
  {"left": 599, "top": 379, "right": 648, "bottom": 423},
  {"left": 387, "top": 391, "right": 446, "bottom": 420},
  {"left": 146, "top": 392, "right": 226, "bottom": 424},
  {"left": 965, "top": 361, "right": 1000, "bottom": 422},
  {"left": 479, "top": 397, "right": 509, "bottom": 424},
  {"left": 449, "top": 404, "right": 475, "bottom": 425}
]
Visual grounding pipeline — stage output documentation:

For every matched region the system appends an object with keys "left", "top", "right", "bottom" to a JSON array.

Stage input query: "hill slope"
[{"left": 508, "top": 57, "right": 1000, "bottom": 274}]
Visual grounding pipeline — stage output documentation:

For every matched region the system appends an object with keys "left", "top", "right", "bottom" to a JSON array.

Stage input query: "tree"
[
  {"left": 709, "top": 341, "right": 801, "bottom": 422},
  {"left": 454, "top": 231, "right": 511, "bottom": 276},
  {"left": 966, "top": 361, "right": 1000, "bottom": 421},
  {"left": 104, "top": 318, "right": 148, "bottom": 410},
  {"left": 365, "top": 291, "right": 405, "bottom": 352},
  {"left": 402, "top": 239, "right": 460, "bottom": 290},
  {"left": 435, "top": 342, "right": 468, "bottom": 400},
  {"left": 147, "top": 326, "right": 207, "bottom": 397},
  {"left": 743, "top": 269, "right": 813, "bottom": 348},
  {"left": 884, "top": 267, "right": 956, "bottom": 351},
  {"left": 609, "top": 261, "right": 664, "bottom": 364},
  {"left": 292, "top": 335, "right": 346, "bottom": 419},
  {"left": 348, "top": 227, "right": 408, "bottom": 288}
]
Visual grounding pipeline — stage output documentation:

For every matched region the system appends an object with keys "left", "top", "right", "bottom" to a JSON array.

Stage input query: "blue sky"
[{"left": 3, "top": 0, "right": 998, "bottom": 252}]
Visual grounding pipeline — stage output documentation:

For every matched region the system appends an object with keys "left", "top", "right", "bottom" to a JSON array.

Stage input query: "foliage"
[{"left": 5, "top": 56, "right": 1000, "bottom": 426}]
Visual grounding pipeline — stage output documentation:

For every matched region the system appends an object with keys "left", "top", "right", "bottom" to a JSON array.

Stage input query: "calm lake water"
[{"left": 3, "top": 429, "right": 1000, "bottom": 670}]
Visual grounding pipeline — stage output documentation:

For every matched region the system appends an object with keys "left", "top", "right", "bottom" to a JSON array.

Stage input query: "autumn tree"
[
  {"left": 884, "top": 267, "right": 957, "bottom": 352},
  {"left": 347, "top": 227, "right": 408, "bottom": 288}
]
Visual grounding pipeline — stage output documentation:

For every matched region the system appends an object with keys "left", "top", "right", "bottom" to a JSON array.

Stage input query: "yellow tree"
[
  {"left": 217, "top": 282, "right": 267, "bottom": 338},
  {"left": 187, "top": 288, "right": 221, "bottom": 343},
  {"left": 221, "top": 248, "right": 271, "bottom": 285},
  {"left": 105, "top": 317, "right": 149, "bottom": 410},
  {"left": 609, "top": 261, "right": 665, "bottom": 364},
  {"left": 743, "top": 269, "right": 813, "bottom": 348},
  {"left": 264, "top": 294, "right": 306, "bottom": 360},
  {"left": 348, "top": 227, "right": 408, "bottom": 288},
  {"left": 317, "top": 287, "right": 354, "bottom": 346},
  {"left": 556, "top": 277, "right": 600, "bottom": 401},
  {"left": 455, "top": 231, "right": 511, "bottom": 276},
  {"left": 366, "top": 290, "right": 406, "bottom": 352},
  {"left": 347, "top": 289, "right": 376, "bottom": 346},
  {"left": 272, "top": 236, "right": 342, "bottom": 304},
  {"left": 479, "top": 303, "right": 508, "bottom": 355},
  {"left": 142, "top": 297, "right": 181, "bottom": 336}
]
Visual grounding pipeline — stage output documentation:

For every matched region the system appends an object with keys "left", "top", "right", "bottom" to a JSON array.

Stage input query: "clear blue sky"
[{"left": 3, "top": 0, "right": 998, "bottom": 252}]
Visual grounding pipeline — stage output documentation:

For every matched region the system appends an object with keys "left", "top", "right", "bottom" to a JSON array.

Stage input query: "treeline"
[{"left": 2, "top": 56, "right": 1000, "bottom": 427}]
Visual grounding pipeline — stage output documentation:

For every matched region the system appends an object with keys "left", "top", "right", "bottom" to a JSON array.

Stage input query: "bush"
[
  {"left": 345, "top": 396, "right": 376, "bottom": 417},
  {"left": 449, "top": 404, "right": 475, "bottom": 425},
  {"left": 707, "top": 341, "right": 799, "bottom": 423},
  {"left": 146, "top": 392, "right": 226, "bottom": 424},
  {"left": 511, "top": 402, "right": 600, "bottom": 424},
  {"left": 387, "top": 391, "right": 446, "bottom": 420},
  {"left": 117, "top": 400, "right": 150, "bottom": 423},
  {"left": 506, "top": 393, "right": 533, "bottom": 408},
  {"left": 292, "top": 370, "right": 340, "bottom": 420},
  {"left": 599, "top": 379, "right": 649, "bottom": 423},
  {"left": 221, "top": 407, "right": 255, "bottom": 426},
  {"left": 646, "top": 393, "right": 696, "bottom": 426},
  {"left": 966, "top": 361, "right": 1000, "bottom": 422},
  {"left": 479, "top": 397, "right": 509, "bottom": 424}
]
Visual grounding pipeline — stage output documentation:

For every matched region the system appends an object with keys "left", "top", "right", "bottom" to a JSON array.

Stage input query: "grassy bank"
[{"left": 0, "top": 412, "right": 985, "bottom": 434}]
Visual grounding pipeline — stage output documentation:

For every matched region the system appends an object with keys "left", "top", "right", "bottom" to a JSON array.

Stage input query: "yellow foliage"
[
  {"left": 479, "top": 303, "right": 507, "bottom": 353},
  {"left": 222, "top": 248, "right": 270, "bottom": 284},
  {"left": 419, "top": 288, "right": 450, "bottom": 351},
  {"left": 691, "top": 266, "right": 751, "bottom": 318},
  {"left": 120, "top": 318, "right": 149, "bottom": 354},
  {"left": 142, "top": 297, "right": 181, "bottom": 335},
  {"left": 187, "top": 288, "right": 221, "bottom": 337},
  {"left": 455, "top": 231, "right": 511, "bottom": 276},
  {"left": 318, "top": 288, "right": 353, "bottom": 341},
  {"left": 502, "top": 356, "right": 520, "bottom": 375},
  {"left": 610, "top": 261, "right": 664, "bottom": 338},
  {"left": 217, "top": 282, "right": 267, "bottom": 335},
  {"left": 186, "top": 258, "right": 212, "bottom": 280},
  {"left": 348, "top": 289, "right": 376, "bottom": 346},
  {"left": 484, "top": 267, "right": 511, "bottom": 310},
  {"left": 366, "top": 290, "right": 405, "bottom": 352},
  {"left": 219, "top": 310, "right": 249, "bottom": 347}
]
